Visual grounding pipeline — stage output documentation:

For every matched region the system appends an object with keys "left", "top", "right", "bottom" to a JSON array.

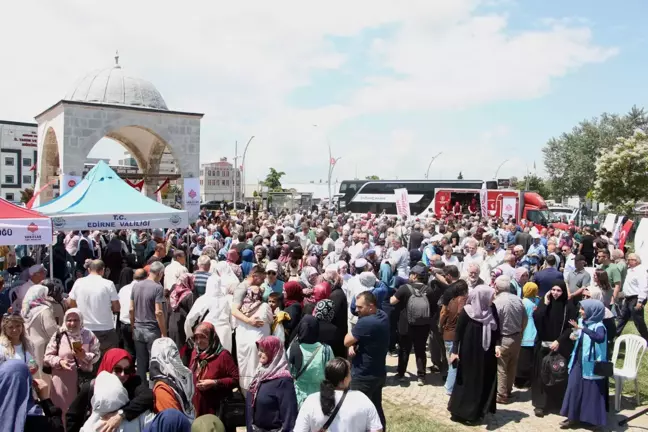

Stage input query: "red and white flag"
[{"left": 619, "top": 220, "right": 634, "bottom": 250}]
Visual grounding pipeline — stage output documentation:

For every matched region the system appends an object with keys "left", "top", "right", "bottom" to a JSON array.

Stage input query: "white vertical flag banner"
[
  {"left": 183, "top": 178, "right": 201, "bottom": 221},
  {"left": 61, "top": 174, "right": 82, "bottom": 194},
  {"left": 603, "top": 213, "right": 617, "bottom": 233},
  {"left": 480, "top": 182, "right": 488, "bottom": 218},
  {"left": 394, "top": 188, "right": 411, "bottom": 217},
  {"left": 502, "top": 197, "right": 517, "bottom": 220}
]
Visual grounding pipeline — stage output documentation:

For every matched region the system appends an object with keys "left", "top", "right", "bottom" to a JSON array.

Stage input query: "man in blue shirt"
[
  {"left": 344, "top": 291, "right": 389, "bottom": 430},
  {"left": 261, "top": 261, "right": 284, "bottom": 301},
  {"left": 531, "top": 255, "right": 564, "bottom": 297}
]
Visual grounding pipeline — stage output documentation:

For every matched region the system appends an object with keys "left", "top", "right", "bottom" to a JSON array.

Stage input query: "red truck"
[{"left": 433, "top": 188, "right": 568, "bottom": 230}]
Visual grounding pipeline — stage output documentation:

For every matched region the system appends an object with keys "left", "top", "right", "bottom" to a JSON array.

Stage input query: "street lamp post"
[
  {"left": 493, "top": 159, "right": 510, "bottom": 180},
  {"left": 328, "top": 142, "right": 341, "bottom": 211},
  {"left": 425, "top": 152, "right": 443, "bottom": 179},
  {"left": 240, "top": 135, "right": 255, "bottom": 203}
]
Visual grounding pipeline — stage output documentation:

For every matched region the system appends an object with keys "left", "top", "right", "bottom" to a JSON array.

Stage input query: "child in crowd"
[{"left": 268, "top": 292, "right": 289, "bottom": 345}]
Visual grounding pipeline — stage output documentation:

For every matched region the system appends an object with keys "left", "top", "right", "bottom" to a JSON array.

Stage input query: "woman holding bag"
[{"left": 559, "top": 299, "right": 609, "bottom": 429}]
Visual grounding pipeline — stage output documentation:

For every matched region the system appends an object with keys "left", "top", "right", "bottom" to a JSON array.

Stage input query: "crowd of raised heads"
[{"left": 0, "top": 204, "right": 646, "bottom": 431}]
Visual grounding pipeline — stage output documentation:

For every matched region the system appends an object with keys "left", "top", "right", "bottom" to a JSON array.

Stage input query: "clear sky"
[{"left": 1, "top": 0, "right": 644, "bottom": 183}]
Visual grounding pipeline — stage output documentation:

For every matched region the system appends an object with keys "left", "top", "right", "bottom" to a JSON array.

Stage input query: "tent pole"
[{"left": 49, "top": 244, "right": 54, "bottom": 279}]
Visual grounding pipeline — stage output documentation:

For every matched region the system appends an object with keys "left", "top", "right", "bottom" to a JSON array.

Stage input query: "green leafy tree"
[
  {"left": 263, "top": 168, "right": 286, "bottom": 191},
  {"left": 594, "top": 130, "right": 648, "bottom": 214},
  {"left": 457, "top": 171, "right": 464, "bottom": 180},
  {"left": 20, "top": 188, "right": 34, "bottom": 204},
  {"left": 365, "top": 175, "right": 380, "bottom": 180},
  {"left": 513, "top": 175, "right": 552, "bottom": 198},
  {"left": 543, "top": 106, "right": 648, "bottom": 199}
]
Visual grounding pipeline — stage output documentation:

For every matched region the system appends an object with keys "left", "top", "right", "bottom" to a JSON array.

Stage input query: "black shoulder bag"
[
  {"left": 318, "top": 389, "right": 349, "bottom": 432},
  {"left": 294, "top": 345, "right": 323, "bottom": 380}
]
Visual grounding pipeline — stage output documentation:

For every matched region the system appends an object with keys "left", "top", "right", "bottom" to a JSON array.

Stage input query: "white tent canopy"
[{"left": 0, "top": 198, "right": 53, "bottom": 246}]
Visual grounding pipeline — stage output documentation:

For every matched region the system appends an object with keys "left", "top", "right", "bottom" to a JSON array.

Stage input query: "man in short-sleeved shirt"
[
  {"left": 598, "top": 249, "right": 622, "bottom": 296},
  {"left": 344, "top": 291, "right": 388, "bottom": 430},
  {"left": 69, "top": 259, "right": 120, "bottom": 355}
]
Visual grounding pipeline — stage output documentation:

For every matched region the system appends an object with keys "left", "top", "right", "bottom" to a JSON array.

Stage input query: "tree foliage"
[
  {"left": 263, "top": 168, "right": 286, "bottom": 191},
  {"left": 594, "top": 130, "right": 648, "bottom": 214},
  {"left": 512, "top": 175, "right": 552, "bottom": 199},
  {"left": 457, "top": 171, "right": 464, "bottom": 180},
  {"left": 543, "top": 106, "right": 648, "bottom": 199},
  {"left": 20, "top": 188, "right": 34, "bottom": 204},
  {"left": 365, "top": 175, "right": 380, "bottom": 180}
]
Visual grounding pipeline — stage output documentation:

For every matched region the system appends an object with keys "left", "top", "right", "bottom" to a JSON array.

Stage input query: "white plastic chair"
[{"left": 612, "top": 334, "right": 647, "bottom": 411}]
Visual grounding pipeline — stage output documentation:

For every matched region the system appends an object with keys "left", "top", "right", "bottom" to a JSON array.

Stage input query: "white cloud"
[{"left": 0, "top": 0, "right": 616, "bottom": 184}]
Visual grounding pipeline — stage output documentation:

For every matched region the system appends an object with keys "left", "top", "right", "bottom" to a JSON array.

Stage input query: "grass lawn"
[
  {"left": 613, "top": 308, "right": 648, "bottom": 401},
  {"left": 384, "top": 400, "right": 458, "bottom": 432}
]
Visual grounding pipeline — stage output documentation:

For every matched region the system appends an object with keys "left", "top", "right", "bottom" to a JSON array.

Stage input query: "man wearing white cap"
[
  {"left": 12, "top": 264, "right": 46, "bottom": 312},
  {"left": 261, "top": 261, "right": 284, "bottom": 302}
]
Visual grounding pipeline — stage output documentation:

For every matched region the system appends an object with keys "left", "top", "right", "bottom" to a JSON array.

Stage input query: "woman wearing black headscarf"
[
  {"left": 313, "top": 300, "right": 341, "bottom": 357},
  {"left": 287, "top": 315, "right": 333, "bottom": 408},
  {"left": 51, "top": 233, "right": 71, "bottom": 284},
  {"left": 409, "top": 249, "right": 423, "bottom": 268},
  {"left": 74, "top": 238, "right": 94, "bottom": 273},
  {"left": 531, "top": 280, "right": 578, "bottom": 418},
  {"left": 103, "top": 236, "right": 125, "bottom": 285}
]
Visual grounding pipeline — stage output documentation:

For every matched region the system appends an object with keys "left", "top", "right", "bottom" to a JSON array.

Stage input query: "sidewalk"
[{"left": 383, "top": 354, "right": 648, "bottom": 431}]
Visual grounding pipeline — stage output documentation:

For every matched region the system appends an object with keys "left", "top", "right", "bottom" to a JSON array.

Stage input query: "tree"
[
  {"left": 263, "top": 168, "right": 286, "bottom": 191},
  {"left": 513, "top": 174, "right": 552, "bottom": 198},
  {"left": 594, "top": 129, "right": 648, "bottom": 214},
  {"left": 457, "top": 171, "right": 464, "bottom": 180},
  {"left": 20, "top": 188, "right": 34, "bottom": 204},
  {"left": 365, "top": 175, "right": 380, "bottom": 180},
  {"left": 543, "top": 106, "right": 648, "bottom": 199}
]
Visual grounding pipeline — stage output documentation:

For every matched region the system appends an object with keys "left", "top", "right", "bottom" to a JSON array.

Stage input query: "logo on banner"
[
  {"left": 52, "top": 217, "right": 66, "bottom": 230},
  {"left": 24, "top": 222, "right": 42, "bottom": 242},
  {"left": 27, "top": 223, "right": 39, "bottom": 233},
  {"left": 67, "top": 179, "right": 77, "bottom": 188},
  {"left": 188, "top": 189, "right": 197, "bottom": 199},
  {"left": 169, "top": 215, "right": 182, "bottom": 226}
]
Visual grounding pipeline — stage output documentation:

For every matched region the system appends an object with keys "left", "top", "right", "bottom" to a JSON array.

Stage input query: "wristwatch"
[{"left": 117, "top": 409, "right": 125, "bottom": 420}]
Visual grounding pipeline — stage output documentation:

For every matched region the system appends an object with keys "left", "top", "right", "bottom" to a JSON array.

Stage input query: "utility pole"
[{"left": 233, "top": 140, "right": 238, "bottom": 210}]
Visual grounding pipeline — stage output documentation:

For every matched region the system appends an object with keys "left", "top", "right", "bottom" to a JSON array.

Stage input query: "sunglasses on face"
[
  {"left": 267, "top": 271, "right": 277, "bottom": 275},
  {"left": 112, "top": 366, "right": 133, "bottom": 375}
]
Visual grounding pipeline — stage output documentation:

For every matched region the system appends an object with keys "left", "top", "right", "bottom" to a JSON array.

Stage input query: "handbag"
[
  {"left": 294, "top": 344, "right": 322, "bottom": 380},
  {"left": 541, "top": 351, "right": 568, "bottom": 387},
  {"left": 591, "top": 327, "right": 613, "bottom": 377},
  {"left": 219, "top": 387, "right": 247, "bottom": 429},
  {"left": 318, "top": 389, "right": 349, "bottom": 432}
]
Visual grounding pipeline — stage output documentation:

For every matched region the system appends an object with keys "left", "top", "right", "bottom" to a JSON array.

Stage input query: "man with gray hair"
[
  {"left": 493, "top": 275, "right": 526, "bottom": 404},
  {"left": 69, "top": 259, "right": 120, "bottom": 360},
  {"left": 194, "top": 255, "right": 212, "bottom": 297},
  {"left": 617, "top": 253, "right": 648, "bottom": 341},
  {"left": 130, "top": 260, "right": 166, "bottom": 382}
]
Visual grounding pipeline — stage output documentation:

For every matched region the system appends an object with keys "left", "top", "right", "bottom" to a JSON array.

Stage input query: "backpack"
[
  {"left": 406, "top": 283, "right": 431, "bottom": 326},
  {"left": 541, "top": 351, "right": 568, "bottom": 387}
]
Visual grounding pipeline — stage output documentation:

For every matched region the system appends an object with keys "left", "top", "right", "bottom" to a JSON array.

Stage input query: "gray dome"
[{"left": 65, "top": 64, "right": 168, "bottom": 110}]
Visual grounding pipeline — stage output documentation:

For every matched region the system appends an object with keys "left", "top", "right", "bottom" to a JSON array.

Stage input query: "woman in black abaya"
[
  {"left": 448, "top": 285, "right": 500, "bottom": 425},
  {"left": 531, "top": 280, "right": 577, "bottom": 417}
]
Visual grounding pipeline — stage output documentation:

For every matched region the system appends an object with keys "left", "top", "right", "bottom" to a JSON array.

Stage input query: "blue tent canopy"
[{"left": 36, "top": 161, "right": 188, "bottom": 231}]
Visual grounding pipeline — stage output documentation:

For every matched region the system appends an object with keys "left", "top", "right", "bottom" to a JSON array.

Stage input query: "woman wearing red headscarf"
[
  {"left": 190, "top": 322, "right": 239, "bottom": 418},
  {"left": 65, "top": 348, "right": 154, "bottom": 432},
  {"left": 282, "top": 281, "right": 304, "bottom": 348}
]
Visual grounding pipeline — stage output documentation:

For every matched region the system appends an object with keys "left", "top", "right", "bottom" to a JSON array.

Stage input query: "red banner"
[
  {"left": 619, "top": 220, "right": 634, "bottom": 250},
  {"left": 154, "top": 178, "right": 170, "bottom": 194},
  {"left": 125, "top": 178, "right": 145, "bottom": 192},
  {"left": 27, "top": 178, "right": 58, "bottom": 209}
]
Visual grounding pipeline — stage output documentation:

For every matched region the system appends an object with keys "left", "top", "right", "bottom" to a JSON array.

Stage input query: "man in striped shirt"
[{"left": 193, "top": 255, "right": 212, "bottom": 297}]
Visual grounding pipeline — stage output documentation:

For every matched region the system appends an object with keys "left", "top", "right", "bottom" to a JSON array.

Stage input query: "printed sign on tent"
[
  {"left": 394, "top": 188, "right": 411, "bottom": 218},
  {"left": 183, "top": 178, "right": 201, "bottom": 221}
]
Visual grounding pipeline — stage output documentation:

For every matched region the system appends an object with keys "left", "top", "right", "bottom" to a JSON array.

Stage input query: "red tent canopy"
[{"left": 0, "top": 198, "right": 53, "bottom": 246}]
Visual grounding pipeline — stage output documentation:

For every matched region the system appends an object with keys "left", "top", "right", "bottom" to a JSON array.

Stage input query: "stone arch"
[{"left": 38, "top": 127, "right": 60, "bottom": 202}]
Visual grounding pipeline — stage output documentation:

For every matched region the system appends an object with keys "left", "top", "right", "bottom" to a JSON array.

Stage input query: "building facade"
[
  {"left": 201, "top": 157, "right": 241, "bottom": 202},
  {"left": 0, "top": 120, "right": 45, "bottom": 203}
]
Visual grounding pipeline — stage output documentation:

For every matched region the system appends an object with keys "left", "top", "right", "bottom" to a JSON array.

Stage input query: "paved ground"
[{"left": 383, "top": 354, "right": 648, "bottom": 431}]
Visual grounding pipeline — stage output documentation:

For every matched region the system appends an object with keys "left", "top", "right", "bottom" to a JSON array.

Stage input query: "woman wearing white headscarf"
[
  {"left": 79, "top": 371, "right": 152, "bottom": 432},
  {"left": 184, "top": 269, "right": 233, "bottom": 353},
  {"left": 44, "top": 308, "right": 100, "bottom": 423},
  {"left": 21, "top": 284, "right": 59, "bottom": 375},
  {"left": 149, "top": 337, "right": 195, "bottom": 418}
]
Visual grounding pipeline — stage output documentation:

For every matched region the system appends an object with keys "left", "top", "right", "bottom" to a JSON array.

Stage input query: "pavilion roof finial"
[{"left": 114, "top": 50, "right": 121, "bottom": 68}]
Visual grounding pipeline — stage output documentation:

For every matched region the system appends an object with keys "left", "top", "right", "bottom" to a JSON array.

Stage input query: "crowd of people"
[{"left": 0, "top": 205, "right": 646, "bottom": 431}]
